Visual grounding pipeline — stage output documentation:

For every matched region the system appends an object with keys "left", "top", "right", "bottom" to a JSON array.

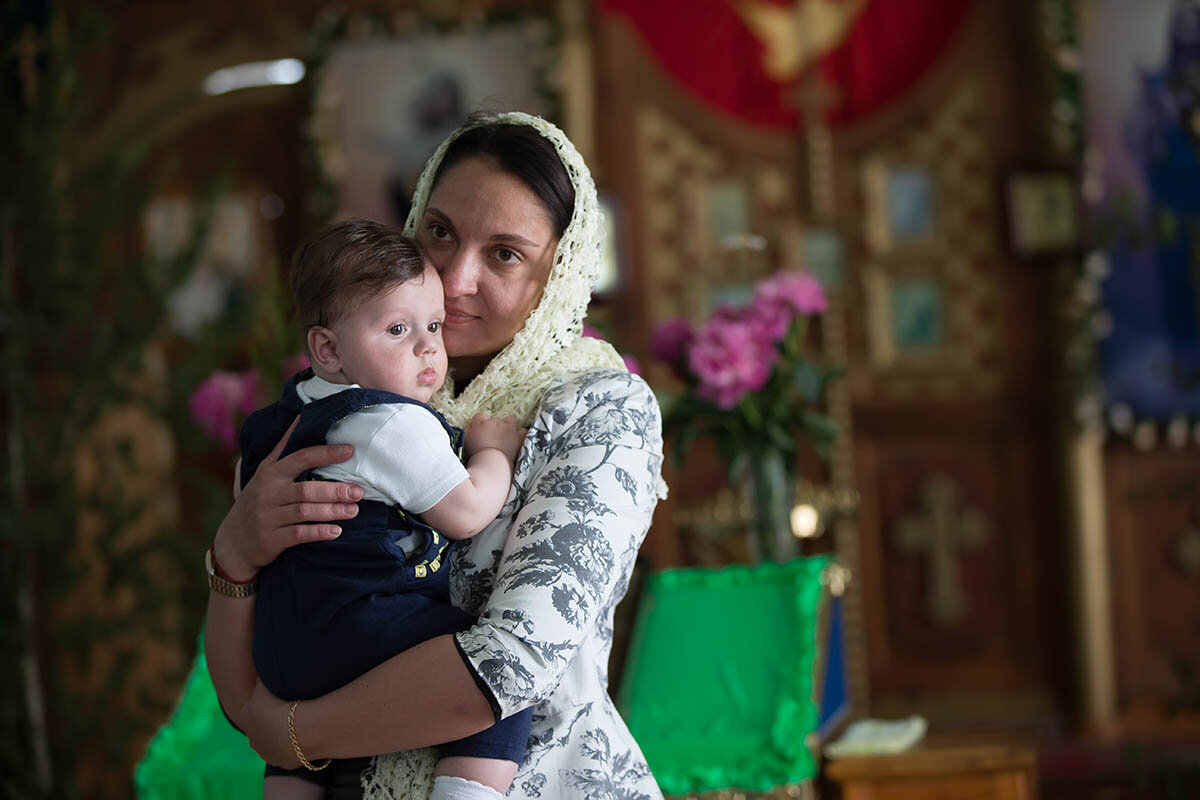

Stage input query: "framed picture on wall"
[
  {"left": 862, "top": 158, "right": 940, "bottom": 254},
  {"left": 864, "top": 264, "right": 960, "bottom": 370},
  {"left": 1004, "top": 170, "right": 1080, "bottom": 257},
  {"left": 311, "top": 20, "right": 555, "bottom": 227}
]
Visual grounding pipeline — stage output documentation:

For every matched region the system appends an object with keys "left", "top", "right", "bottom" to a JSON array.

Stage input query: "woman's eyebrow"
[{"left": 491, "top": 232, "right": 542, "bottom": 248}]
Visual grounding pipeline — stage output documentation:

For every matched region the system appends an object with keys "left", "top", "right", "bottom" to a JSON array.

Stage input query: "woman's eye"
[
  {"left": 428, "top": 224, "right": 451, "bottom": 241},
  {"left": 388, "top": 324, "right": 406, "bottom": 336},
  {"left": 428, "top": 321, "right": 441, "bottom": 334},
  {"left": 494, "top": 247, "right": 519, "bottom": 264}
]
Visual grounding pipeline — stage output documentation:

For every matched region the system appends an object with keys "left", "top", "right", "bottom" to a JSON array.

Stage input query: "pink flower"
[
  {"left": 688, "top": 315, "right": 776, "bottom": 409},
  {"left": 190, "top": 369, "right": 260, "bottom": 451},
  {"left": 280, "top": 352, "right": 311, "bottom": 382},
  {"left": 755, "top": 270, "right": 827, "bottom": 316},
  {"left": 582, "top": 325, "right": 605, "bottom": 340},
  {"left": 742, "top": 297, "right": 793, "bottom": 344},
  {"left": 649, "top": 317, "right": 695, "bottom": 364},
  {"left": 622, "top": 354, "right": 642, "bottom": 375}
]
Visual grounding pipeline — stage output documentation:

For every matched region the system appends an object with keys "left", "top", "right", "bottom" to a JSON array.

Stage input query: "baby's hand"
[{"left": 465, "top": 413, "right": 527, "bottom": 462}]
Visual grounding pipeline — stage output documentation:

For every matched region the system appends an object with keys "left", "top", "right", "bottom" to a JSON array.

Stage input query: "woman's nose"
[{"left": 438, "top": 251, "right": 479, "bottom": 297}]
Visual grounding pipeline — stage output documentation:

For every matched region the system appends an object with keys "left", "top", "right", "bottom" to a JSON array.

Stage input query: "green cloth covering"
[
  {"left": 135, "top": 635, "right": 264, "bottom": 800},
  {"left": 618, "top": 556, "right": 830, "bottom": 795}
]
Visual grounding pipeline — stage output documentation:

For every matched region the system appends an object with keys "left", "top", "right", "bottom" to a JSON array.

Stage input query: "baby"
[{"left": 236, "top": 219, "right": 530, "bottom": 800}]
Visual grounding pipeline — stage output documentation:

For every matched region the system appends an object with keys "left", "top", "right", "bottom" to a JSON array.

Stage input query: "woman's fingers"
[
  {"left": 290, "top": 478, "right": 362, "bottom": 505},
  {"left": 282, "top": 523, "right": 345, "bottom": 544},
  {"left": 273, "top": 442, "right": 355, "bottom": 480},
  {"left": 279, "top": 499, "right": 358, "bottom": 525}
]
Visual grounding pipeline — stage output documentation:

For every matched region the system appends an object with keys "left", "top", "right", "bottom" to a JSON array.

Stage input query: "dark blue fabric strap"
[{"left": 238, "top": 370, "right": 465, "bottom": 489}]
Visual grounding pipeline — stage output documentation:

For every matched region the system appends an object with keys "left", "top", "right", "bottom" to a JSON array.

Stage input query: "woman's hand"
[
  {"left": 212, "top": 417, "right": 364, "bottom": 581},
  {"left": 240, "top": 680, "right": 302, "bottom": 768}
]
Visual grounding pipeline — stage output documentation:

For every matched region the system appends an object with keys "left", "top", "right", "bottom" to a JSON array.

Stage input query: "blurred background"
[{"left": 3, "top": 0, "right": 1199, "bottom": 797}]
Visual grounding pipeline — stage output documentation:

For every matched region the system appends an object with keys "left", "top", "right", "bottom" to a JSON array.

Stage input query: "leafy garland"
[{"left": 1, "top": 5, "right": 224, "bottom": 797}]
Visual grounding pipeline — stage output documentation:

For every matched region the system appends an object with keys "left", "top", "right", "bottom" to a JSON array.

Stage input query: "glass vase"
[{"left": 740, "top": 448, "right": 797, "bottom": 563}]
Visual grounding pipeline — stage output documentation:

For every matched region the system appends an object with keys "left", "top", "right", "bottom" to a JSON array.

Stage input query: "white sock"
[{"left": 428, "top": 775, "right": 506, "bottom": 800}]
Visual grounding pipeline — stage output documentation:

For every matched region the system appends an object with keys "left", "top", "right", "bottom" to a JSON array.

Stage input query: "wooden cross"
[
  {"left": 894, "top": 474, "right": 990, "bottom": 627},
  {"left": 790, "top": 66, "right": 841, "bottom": 222}
]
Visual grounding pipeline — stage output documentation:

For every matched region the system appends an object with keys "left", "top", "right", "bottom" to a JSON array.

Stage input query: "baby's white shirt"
[{"left": 295, "top": 375, "right": 469, "bottom": 514}]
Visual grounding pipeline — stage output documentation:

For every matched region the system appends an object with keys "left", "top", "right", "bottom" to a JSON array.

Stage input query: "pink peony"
[
  {"left": 755, "top": 270, "right": 827, "bottom": 316},
  {"left": 582, "top": 325, "right": 605, "bottom": 340},
  {"left": 649, "top": 317, "right": 695, "bottom": 365},
  {"left": 741, "top": 297, "right": 794, "bottom": 344},
  {"left": 280, "top": 352, "right": 311, "bottom": 382},
  {"left": 688, "top": 315, "right": 776, "bottom": 409},
  {"left": 190, "top": 369, "right": 259, "bottom": 451}
]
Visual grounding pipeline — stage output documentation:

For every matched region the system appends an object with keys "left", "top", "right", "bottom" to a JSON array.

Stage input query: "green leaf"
[{"left": 791, "top": 361, "right": 822, "bottom": 404}]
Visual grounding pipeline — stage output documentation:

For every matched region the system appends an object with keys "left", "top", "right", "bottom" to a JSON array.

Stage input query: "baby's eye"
[
  {"left": 427, "top": 321, "right": 441, "bottom": 334},
  {"left": 494, "top": 247, "right": 519, "bottom": 264},
  {"left": 388, "top": 323, "right": 407, "bottom": 337}
]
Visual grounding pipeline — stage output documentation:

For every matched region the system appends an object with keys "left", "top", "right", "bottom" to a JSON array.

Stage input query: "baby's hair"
[{"left": 289, "top": 218, "right": 428, "bottom": 333}]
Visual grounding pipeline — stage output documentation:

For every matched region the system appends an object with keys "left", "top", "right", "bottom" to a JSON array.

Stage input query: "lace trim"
[
  {"left": 361, "top": 748, "right": 438, "bottom": 799},
  {"left": 403, "top": 112, "right": 621, "bottom": 426}
]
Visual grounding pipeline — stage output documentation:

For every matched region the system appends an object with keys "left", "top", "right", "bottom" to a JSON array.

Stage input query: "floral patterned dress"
[{"left": 363, "top": 368, "right": 665, "bottom": 799}]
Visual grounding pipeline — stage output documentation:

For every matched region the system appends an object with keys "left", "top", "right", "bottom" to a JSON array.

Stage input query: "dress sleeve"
[{"left": 453, "top": 370, "right": 664, "bottom": 720}]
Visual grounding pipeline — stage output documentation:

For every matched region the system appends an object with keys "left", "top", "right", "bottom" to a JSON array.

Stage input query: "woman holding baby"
[{"left": 204, "top": 112, "right": 667, "bottom": 799}]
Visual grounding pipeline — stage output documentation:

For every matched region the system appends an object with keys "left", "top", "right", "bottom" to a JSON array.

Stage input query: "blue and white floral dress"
[{"left": 362, "top": 368, "right": 665, "bottom": 800}]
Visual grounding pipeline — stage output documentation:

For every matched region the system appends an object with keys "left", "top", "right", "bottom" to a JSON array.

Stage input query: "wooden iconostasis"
[{"left": 594, "top": 0, "right": 1075, "bottom": 741}]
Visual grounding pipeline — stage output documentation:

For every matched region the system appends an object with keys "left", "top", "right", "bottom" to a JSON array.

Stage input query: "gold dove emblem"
[{"left": 734, "top": 0, "right": 868, "bottom": 81}]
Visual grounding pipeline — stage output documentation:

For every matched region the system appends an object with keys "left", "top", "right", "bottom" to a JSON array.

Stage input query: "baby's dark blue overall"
[{"left": 237, "top": 371, "right": 531, "bottom": 789}]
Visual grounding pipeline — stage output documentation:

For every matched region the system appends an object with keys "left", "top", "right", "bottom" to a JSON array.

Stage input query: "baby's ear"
[{"left": 307, "top": 326, "right": 340, "bottom": 373}]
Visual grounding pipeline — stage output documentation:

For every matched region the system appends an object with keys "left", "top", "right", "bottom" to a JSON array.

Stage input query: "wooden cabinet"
[{"left": 825, "top": 740, "right": 1037, "bottom": 800}]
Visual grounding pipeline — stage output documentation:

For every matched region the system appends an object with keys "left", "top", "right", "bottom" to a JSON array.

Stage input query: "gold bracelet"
[{"left": 287, "top": 700, "right": 331, "bottom": 772}]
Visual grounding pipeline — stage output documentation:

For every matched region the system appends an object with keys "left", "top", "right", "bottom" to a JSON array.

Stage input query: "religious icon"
[
  {"left": 1005, "top": 171, "right": 1079, "bottom": 256},
  {"left": 862, "top": 159, "right": 938, "bottom": 254},
  {"left": 864, "top": 266, "right": 949, "bottom": 368},
  {"left": 311, "top": 22, "right": 554, "bottom": 227}
]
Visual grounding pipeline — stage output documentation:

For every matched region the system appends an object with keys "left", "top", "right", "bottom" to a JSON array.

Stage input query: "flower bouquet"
[{"left": 651, "top": 270, "right": 841, "bottom": 562}]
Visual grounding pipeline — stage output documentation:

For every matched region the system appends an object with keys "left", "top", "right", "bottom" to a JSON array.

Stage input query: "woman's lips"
[{"left": 444, "top": 308, "right": 477, "bottom": 325}]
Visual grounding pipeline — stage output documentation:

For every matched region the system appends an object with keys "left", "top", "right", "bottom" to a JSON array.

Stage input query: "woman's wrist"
[{"left": 212, "top": 523, "right": 258, "bottom": 583}]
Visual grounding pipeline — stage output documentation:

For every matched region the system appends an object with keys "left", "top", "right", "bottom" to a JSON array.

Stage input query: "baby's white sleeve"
[{"left": 350, "top": 405, "right": 469, "bottom": 513}]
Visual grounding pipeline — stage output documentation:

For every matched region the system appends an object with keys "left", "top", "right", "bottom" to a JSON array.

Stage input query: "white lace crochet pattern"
[
  {"left": 402, "top": 111, "right": 624, "bottom": 431},
  {"left": 361, "top": 748, "right": 438, "bottom": 800}
]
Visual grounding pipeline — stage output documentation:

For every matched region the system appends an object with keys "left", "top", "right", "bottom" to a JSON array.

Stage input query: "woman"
[{"left": 205, "top": 112, "right": 667, "bottom": 798}]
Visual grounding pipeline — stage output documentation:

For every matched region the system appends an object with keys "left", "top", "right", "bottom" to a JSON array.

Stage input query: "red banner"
[{"left": 598, "top": 0, "right": 974, "bottom": 129}]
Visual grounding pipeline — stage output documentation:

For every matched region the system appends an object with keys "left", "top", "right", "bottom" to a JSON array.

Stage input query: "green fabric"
[
  {"left": 135, "top": 635, "right": 264, "bottom": 800},
  {"left": 618, "top": 557, "right": 829, "bottom": 795}
]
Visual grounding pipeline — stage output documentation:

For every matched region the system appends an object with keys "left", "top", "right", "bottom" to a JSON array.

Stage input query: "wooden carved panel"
[
  {"left": 1106, "top": 445, "right": 1200, "bottom": 731},
  {"left": 837, "top": 0, "right": 1071, "bottom": 727},
  {"left": 856, "top": 419, "right": 1053, "bottom": 695}
]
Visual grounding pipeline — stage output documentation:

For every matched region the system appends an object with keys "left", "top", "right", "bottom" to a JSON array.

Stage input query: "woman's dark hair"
[
  {"left": 289, "top": 218, "right": 426, "bottom": 332},
  {"left": 431, "top": 113, "right": 575, "bottom": 237}
]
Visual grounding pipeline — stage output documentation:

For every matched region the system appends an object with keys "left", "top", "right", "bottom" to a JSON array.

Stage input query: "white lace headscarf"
[{"left": 404, "top": 112, "right": 626, "bottom": 428}]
